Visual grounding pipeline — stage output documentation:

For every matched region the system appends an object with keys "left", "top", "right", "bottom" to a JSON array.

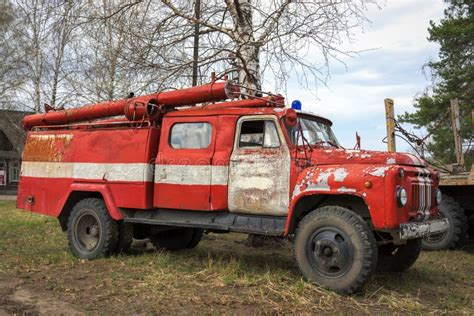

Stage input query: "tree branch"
[{"left": 161, "top": 0, "right": 235, "bottom": 39}]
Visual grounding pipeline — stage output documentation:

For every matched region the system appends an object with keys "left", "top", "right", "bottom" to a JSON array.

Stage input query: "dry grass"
[{"left": 0, "top": 200, "right": 473, "bottom": 314}]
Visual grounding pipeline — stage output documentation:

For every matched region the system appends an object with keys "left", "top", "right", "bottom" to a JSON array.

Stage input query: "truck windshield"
[{"left": 285, "top": 115, "right": 340, "bottom": 148}]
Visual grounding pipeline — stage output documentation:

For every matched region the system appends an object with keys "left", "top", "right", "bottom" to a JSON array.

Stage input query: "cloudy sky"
[{"left": 287, "top": 0, "right": 446, "bottom": 152}]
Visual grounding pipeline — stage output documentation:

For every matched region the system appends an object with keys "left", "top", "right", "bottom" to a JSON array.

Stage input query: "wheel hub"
[
  {"left": 75, "top": 213, "right": 101, "bottom": 251},
  {"left": 323, "top": 246, "right": 333, "bottom": 256},
  {"left": 309, "top": 229, "right": 354, "bottom": 277},
  {"left": 89, "top": 225, "right": 99, "bottom": 237}
]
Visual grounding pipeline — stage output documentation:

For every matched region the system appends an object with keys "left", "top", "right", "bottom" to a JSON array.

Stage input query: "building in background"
[{"left": 0, "top": 110, "right": 31, "bottom": 194}]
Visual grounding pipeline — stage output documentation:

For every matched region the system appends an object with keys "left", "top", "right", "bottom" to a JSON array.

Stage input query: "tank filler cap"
[{"left": 224, "top": 80, "right": 241, "bottom": 99}]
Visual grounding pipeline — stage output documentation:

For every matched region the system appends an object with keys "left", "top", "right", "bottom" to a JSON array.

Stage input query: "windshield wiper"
[
  {"left": 326, "top": 140, "right": 340, "bottom": 148},
  {"left": 312, "top": 140, "right": 339, "bottom": 148}
]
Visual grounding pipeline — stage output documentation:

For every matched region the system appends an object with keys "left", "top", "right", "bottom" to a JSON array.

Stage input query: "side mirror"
[{"left": 286, "top": 109, "right": 297, "bottom": 128}]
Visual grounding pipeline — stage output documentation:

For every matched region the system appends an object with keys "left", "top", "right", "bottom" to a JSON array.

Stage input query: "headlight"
[
  {"left": 397, "top": 187, "right": 408, "bottom": 207},
  {"left": 435, "top": 189, "right": 442, "bottom": 205}
]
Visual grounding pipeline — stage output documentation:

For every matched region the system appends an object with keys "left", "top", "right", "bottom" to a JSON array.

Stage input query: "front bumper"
[{"left": 399, "top": 218, "right": 449, "bottom": 240}]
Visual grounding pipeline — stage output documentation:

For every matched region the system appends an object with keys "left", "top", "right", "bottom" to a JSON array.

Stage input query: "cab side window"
[
  {"left": 170, "top": 122, "right": 212, "bottom": 149},
  {"left": 239, "top": 120, "right": 280, "bottom": 148}
]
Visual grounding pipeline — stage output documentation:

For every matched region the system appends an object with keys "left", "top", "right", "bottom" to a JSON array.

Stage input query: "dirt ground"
[
  {"left": 0, "top": 195, "right": 16, "bottom": 201},
  {"left": 0, "top": 200, "right": 473, "bottom": 314}
]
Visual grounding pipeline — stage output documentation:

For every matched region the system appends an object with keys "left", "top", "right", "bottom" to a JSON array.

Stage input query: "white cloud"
[{"left": 280, "top": 0, "right": 445, "bottom": 152}]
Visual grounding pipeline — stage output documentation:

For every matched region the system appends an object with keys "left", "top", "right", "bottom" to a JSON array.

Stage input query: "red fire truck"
[{"left": 17, "top": 80, "right": 448, "bottom": 293}]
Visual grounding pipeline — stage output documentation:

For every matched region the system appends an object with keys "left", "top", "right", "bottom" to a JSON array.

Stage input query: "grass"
[{"left": 0, "top": 200, "right": 473, "bottom": 314}]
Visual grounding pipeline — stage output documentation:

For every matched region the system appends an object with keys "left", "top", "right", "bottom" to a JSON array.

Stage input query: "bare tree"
[
  {"left": 13, "top": 0, "right": 51, "bottom": 112},
  {"left": 2, "top": 0, "right": 376, "bottom": 112},
  {"left": 45, "top": 1, "right": 81, "bottom": 108},
  {"left": 4, "top": 0, "right": 172, "bottom": 111},
  {"left": 104, "top": 0, "right": 376, "bottom": 95},
  {"left": 11, "top": 0, "right": 84, "bottom": 112},
  {"left": 65, "top": 0, "right": 174, "bottom": 105},
  {"left": 66, "top": 0, "right": 132, "bottom": 104},
  {"left": 0, "top": 1, "right": 24, "bottom": 109}
]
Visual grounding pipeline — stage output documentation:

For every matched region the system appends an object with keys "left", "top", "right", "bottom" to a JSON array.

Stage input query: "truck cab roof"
[{"left": 165, "top": 106, "right": 333, "bottom": 126}]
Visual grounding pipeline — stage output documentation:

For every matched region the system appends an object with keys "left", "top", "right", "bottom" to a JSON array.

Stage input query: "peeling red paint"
[{"left": 288, "top": 153, "right": 439, "bottom": 230}]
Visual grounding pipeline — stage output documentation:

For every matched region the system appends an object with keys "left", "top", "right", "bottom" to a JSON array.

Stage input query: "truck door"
[
  {"left": 228, "top": 115, "right": 291, "bottom": 216},
  {"left": 154, "top": 116, "right": 218, "bottom": 210}
]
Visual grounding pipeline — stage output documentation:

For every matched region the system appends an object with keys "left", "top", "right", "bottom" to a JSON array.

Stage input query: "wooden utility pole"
[
  {"left": 450, "top": 99, "right": 465, "bottom": 167},
  {"left": 192, "top": 0, "right": 201, "bottom": 86},
  {"left": 384, "top": 98, "right": 396, "bottom": 152}
]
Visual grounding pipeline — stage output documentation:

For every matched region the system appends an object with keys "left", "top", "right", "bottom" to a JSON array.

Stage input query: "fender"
[
  {"left": 285, "top": 190, "right": 370, "bottom": 235},
  {"left": 284, "top": 164, "right": 395, "bottom": 234},
  {"left": 58, "top": 182, "right": 123, "bottom": 220}
]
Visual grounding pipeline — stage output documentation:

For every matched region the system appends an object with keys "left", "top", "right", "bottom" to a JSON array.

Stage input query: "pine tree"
[{"left": 399, "top": 0, "right": 473, "bottom": 166}]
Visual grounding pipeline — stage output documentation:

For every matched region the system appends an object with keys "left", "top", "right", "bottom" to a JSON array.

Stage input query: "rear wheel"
[
  {"left": 115, "top": 222, "right": 133, "bottom": 253},
  {"left": 422, "top": 195, "right": 467, "bottom": 250},
  {"left": 294, "top": 206, "right": 377, "bottom": 294},
  {"left": 132, "top": 224, "right": 150, "bottom": 240},
  {"left": 150, "top": 228, "right": 203, "bottom": 251},
  {"left": 377, "top": 239, "right": 421, "bottom": 272},
  {"left": 187, "top": 229, "right": 204, "bottom": 249},
  {"left": 67, "top": 198, "right": 118, "bottom": 259},
  {"left": 468, "top": 214, "right": 474, "bottom": 239}
]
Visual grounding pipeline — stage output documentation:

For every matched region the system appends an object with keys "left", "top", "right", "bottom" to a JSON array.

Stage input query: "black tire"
[
  {"left": 132, "top": 224, "right": 150, "bottom": 240},
  {"left": 377, "top": 239, "right": 421, "bottom": 272},
  {"left": 422, "top": 195, "right": 468, "bottom": 250},
  {"left": 67, "top": 198, "right": 118, "bottom": 259},
  {"left": 468, "top": 214, "right": 474, "bottom": 239},
  {"left": 150, "top": 228, "right": 202, "bottom": 251},
  {"left": 115, "top": 222, "right": 133, "bottom": 253},
  {"left": 294, "top": 206, "right": 377, "bottom": 294},
  {"left": 187, "top": 229, "right": 203, "bottom": 249}
]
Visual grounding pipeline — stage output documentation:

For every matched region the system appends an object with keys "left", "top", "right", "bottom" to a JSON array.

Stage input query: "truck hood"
[{"left": 311, "top": 149, "right": 426, "bottom": 167}]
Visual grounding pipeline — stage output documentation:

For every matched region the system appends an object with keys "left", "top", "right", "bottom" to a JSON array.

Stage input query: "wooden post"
[
  {"left": 384, "top": 98, "right": 396, "bottom": 152},
  {"left": 450, "top": 99, "right": 465, "bottom": 166}
]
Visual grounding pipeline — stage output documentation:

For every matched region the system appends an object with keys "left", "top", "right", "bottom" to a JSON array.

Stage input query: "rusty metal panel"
[
  {"left": 228, "top": 115, "right": 291, "bottom": 216},
  {"left": 23, "top": 133, "right": 73, "bottom": 162}
]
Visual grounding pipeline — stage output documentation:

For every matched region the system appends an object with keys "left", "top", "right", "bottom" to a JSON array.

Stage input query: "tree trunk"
[
  {"left": 50, "top": 46, "right": 64, "bottom": 108},
  {"left": 229, "top": 0, "right": 262, "bottom": 95},
  {"left": 31, "top": 0, "right": 43, "bottom": 113},
  {"left": 236, "top": 42, "right": 261, "bottom": 95}
]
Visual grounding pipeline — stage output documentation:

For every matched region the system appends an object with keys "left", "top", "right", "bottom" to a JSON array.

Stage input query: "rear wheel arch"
[
  {"left": 287, "top": 193, "right": 371, "bottom": 234},
  {"left": 58, "top": 189, "right": 122, "bottom": 231},
  {"left": 58, "top": 191, "right": 103, "bottom": 231}
]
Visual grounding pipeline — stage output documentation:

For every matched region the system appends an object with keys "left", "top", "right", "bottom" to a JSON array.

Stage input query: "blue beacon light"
[{"left": 291, "top": 100, "right": 302, "bottom": 110}]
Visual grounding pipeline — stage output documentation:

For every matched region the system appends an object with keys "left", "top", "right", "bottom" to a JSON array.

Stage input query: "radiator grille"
[{"left": 410, "top": 181, "right": 433, "bottom": 220}]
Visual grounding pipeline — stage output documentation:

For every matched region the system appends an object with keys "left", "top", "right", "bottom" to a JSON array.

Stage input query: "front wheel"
[
  {"left": 294, "top": 206, "right": 377, "bottom": 294},
  {"left": 67, "top": 198, "right": 118, "bottom": 259}
]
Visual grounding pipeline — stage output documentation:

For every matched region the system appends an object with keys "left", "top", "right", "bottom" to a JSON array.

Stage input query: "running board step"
[{"left": 121, "top": 209, "right": 286, "bottom": 236}]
